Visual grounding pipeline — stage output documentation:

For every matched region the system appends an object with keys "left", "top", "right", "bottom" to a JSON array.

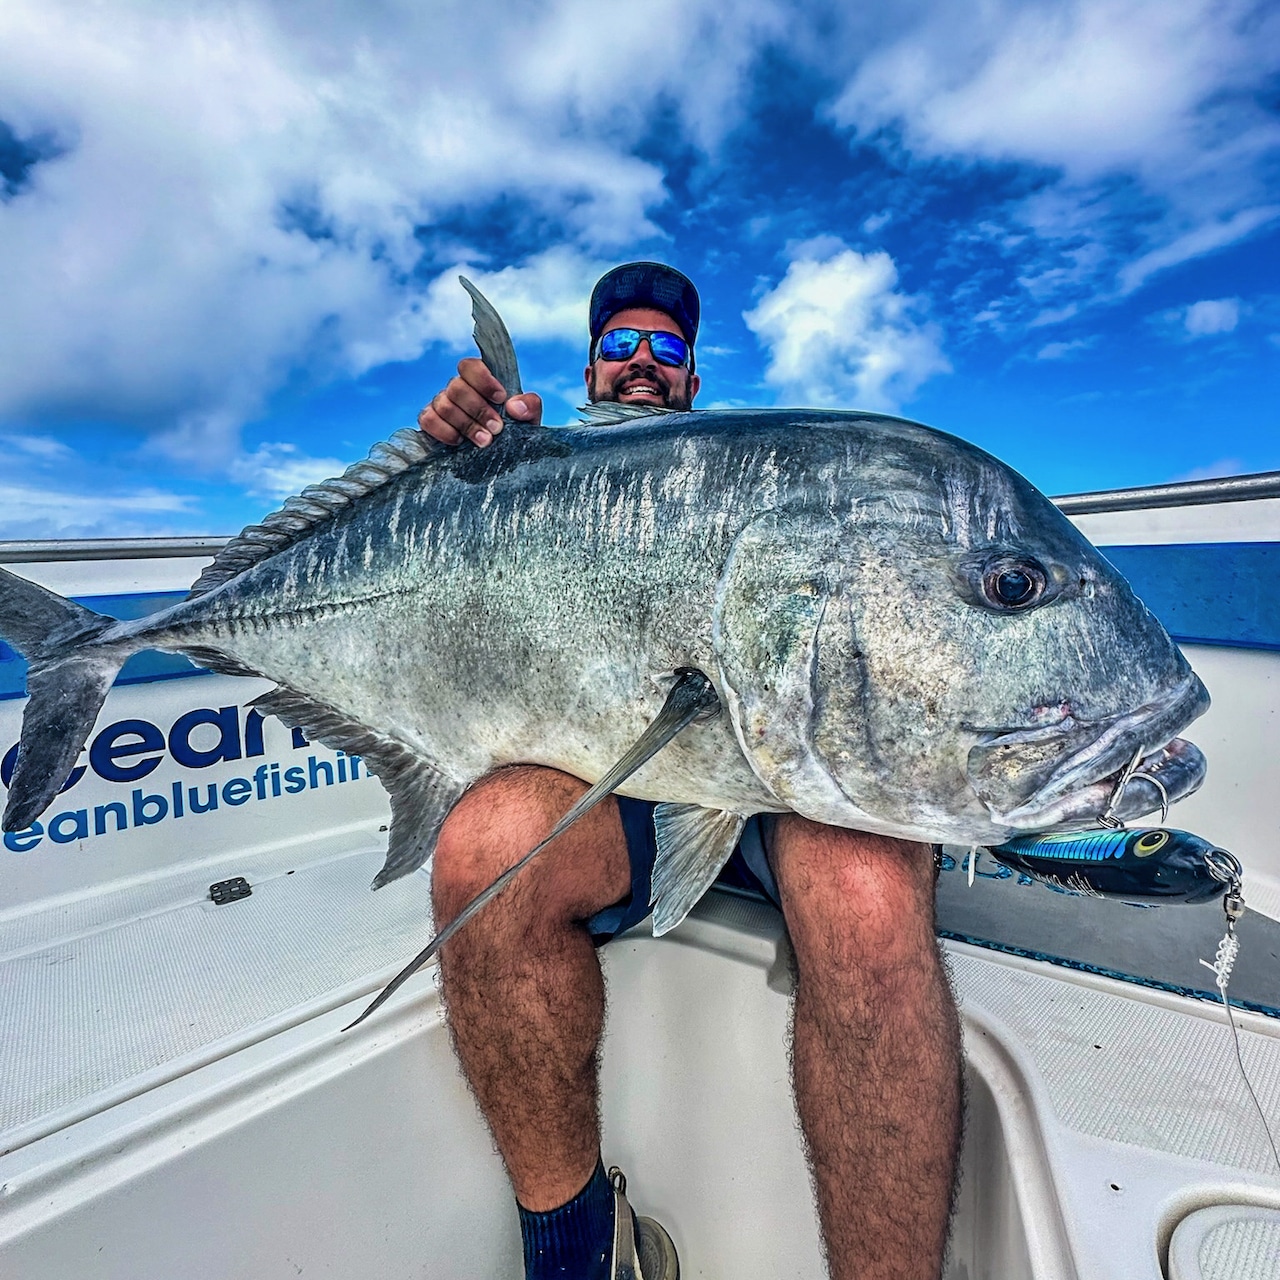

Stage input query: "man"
[{"left": 417, "top": 263, "right": 963, "bottom": 1280}]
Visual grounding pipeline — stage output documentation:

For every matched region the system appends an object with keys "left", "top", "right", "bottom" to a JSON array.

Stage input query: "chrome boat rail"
[
  {"left": 1050, "top": 469, "right": 1280, "bottom": 514},
  {"left": 0, "top": 536, "right": 231, "bottom": 564}
]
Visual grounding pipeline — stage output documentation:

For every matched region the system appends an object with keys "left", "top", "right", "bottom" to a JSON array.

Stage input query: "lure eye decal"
[
  {"left": 981, "top": 559, "right": 1047, "bottom": 611},
  {"left": 1132, "top": 829, "right": 1170, "bottom": 857}
]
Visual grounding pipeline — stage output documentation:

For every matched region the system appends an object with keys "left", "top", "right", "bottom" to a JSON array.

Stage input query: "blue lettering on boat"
[
  {"left": 3, "top": 705, "right": 274, "bottom": 793},
  {"left": 2, "top": 751, "right": 367, "bottom": 853}
]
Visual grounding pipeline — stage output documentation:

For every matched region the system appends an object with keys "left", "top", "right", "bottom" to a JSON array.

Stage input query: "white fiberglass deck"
[{"left": 2, "top": 830, "right": 1279, "bottom": 1279}]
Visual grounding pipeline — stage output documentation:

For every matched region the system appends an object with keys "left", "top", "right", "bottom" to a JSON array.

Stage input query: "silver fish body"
[{"left": 0, "top": 406, "right": 1209, "bottom": 929}]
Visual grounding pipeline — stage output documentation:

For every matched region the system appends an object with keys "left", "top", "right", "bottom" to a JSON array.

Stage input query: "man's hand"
[{"left": 417, "top": 357, "right": 543, "bottom": 448}]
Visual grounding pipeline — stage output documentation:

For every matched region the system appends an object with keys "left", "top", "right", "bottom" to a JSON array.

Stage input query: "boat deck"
[{"left": 2, "top": 831, "right": 1278, "bottom": 1279}]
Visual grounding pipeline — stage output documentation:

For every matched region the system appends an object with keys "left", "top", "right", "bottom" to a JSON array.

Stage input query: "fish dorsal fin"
[
  {"left": 650, "top": 803, "right": 747, "bottom": 936},
  {"left": 187, "top": 428, "right": 440, "bottom": 600},
  {"left": 459, "top": 275, "right": 522, "bottom": 402},
  {"left": 576, "top": 402, "right": 678, "bottom": 426},
  {"left": 249, "top": 684, "right": 465, "bottom": 887}
]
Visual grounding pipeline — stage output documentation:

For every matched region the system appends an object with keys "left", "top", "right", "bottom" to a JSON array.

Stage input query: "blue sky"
[{"left": 0, "top": 0, "right": 1277, "bottom": 538}]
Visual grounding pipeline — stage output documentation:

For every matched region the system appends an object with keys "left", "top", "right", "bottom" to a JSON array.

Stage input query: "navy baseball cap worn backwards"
[{"left": 589, "top": 262, "right": 700, "bottom": 348}]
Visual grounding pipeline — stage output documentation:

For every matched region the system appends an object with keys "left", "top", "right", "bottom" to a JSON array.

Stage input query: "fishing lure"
[{"left": 984, "top": 827, "right": 1240, "bottom": 904}]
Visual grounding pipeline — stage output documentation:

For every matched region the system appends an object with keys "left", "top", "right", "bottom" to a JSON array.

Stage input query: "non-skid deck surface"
[
  {"left": 0, "top": 835, "right": 431, "bottom": 1147},
  {"left": 946, "top": 946, "right": 1280, "bottom": 1176},
  {"left": 692, "top": 890, "right": 1280, "bottom": 1183}
]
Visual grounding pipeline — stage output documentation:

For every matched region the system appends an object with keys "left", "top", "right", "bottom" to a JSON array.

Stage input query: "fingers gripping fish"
[{"left": 0, "top": 281, "right": 1212, "bottom": 1031}]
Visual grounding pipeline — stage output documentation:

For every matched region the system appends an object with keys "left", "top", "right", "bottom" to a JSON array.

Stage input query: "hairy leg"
[
  {"left": 431, "top": 766, "right": 632, "bottom": 1211},
  {"left": 772, "top": 820, "right": 964, "bottom": 1280}
]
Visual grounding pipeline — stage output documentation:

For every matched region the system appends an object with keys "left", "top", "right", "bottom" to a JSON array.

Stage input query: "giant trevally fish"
[{"left": 0, "top": 284, "right": 1208, "bottom": 972}]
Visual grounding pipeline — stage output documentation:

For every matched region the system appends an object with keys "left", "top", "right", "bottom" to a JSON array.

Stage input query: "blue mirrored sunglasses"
[{"left": 593, "top": 327, "right": 691, "bottom": 368}]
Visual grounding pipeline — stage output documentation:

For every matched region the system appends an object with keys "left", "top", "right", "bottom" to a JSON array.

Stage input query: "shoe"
[{"left": 608, "top": 1166, "right": 680, "bottom": 1280}]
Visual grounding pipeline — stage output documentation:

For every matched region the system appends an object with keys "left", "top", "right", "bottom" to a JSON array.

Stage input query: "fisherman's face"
[{"left": 585, "top": 307, "right": 701, "bottom": 410}]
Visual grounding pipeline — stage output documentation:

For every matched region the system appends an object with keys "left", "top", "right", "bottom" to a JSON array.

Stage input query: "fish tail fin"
[{"left": 0, "top": 567, "right": 126, "bottom": 831}]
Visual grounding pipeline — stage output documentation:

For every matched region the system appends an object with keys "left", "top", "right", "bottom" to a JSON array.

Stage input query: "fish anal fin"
[
  {"left": 249, "top": 686, "right": 464, "bottom": 888},
  {"left": 375, "top": 764, "right": 466, "bottom": 889},
  {"left": 650, "top": 803, "right": 747, "bottom": 936}
]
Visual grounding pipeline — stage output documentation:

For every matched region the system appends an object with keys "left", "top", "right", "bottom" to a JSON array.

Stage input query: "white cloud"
[
  {"left": 1036, "top": 338, "right": 1092, "bottom": 360},
  {"left": 228, "top": 444, "right": 348, "bottom": 501},
  {"left": 1170, "top": 458, "right": 1245, "bottom": 481},
  {"left": 1149, "top": 295, "right": 1245, "bottom": 340},
  {"left": 828, "top": 0, "right": 1280, "bottom": 302},
  {"left": 832, "top": 2, "right": 1270, "bottom": 176},
  {"left": 743, "top": 241, "right": 950, "bottom": 411},
  {"left": 0, "top": 482, "right": 196, "bottom": 540},
  {"left": 1183, "top": 298, "right": 1241, "bottom": 336},
  {"left": 0, "top": 0, "right": 785, "bottom": 463},
  {"left": 1118, "top": 208, "right": 1279, "bottom": 294},
  {"left": 6, "top": 434, "right": 71, "bottom": 459},
  {"left": 365, "top": 246, "right": 611, "bottom": 370}
]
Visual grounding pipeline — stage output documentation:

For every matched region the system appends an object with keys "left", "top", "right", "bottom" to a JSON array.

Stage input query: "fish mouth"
[
  {"left": 1000, "top": 736, "right": 1207, "bottom": 830},
  {"left": 970, "top": 670, "right": 1210, "bottom": 830}
]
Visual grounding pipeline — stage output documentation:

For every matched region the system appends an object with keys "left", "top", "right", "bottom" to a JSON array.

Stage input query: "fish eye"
[
  {"left": 1132, "top": 829, "right": 1169, "bottom": 857},
  {"left": 981, "top": 560, "right": 1047, "bottom": 611}
]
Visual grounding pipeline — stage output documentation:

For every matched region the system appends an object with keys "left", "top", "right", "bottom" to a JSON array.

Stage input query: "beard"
[{"left": 588, "top": 363, "right": 695, "bottom": 411}]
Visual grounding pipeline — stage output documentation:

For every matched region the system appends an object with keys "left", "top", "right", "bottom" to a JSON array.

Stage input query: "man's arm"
[{"left": 418, "top": 356, "right": 543, "bottom": 448}]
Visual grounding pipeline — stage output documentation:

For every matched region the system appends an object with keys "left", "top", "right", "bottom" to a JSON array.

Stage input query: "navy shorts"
[{"left": 585, "top": 798, "right": 782, "bottom": 943}]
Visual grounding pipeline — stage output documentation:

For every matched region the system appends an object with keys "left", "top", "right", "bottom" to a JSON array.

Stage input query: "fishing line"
[
  {"left": 1083, "top": 771, "right": 1276, "bottom": 1170},
  {"left": 1199, "top": 854, "right": 1280, "bottom": 1175}
]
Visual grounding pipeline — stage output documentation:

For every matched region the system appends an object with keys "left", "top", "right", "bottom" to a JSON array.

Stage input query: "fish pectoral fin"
[
  {"left": 249, "top": 685, "right": 464, "bottom": 887},
  {"left": 651, "top": 803, "right": 748, "bottom": 936},
  {"left": 341, "top": 668, "right": 722, "bottom": 1032}
]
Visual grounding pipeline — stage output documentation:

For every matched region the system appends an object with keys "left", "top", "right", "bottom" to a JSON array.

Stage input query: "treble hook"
[
  {"left": 1143, "top": 771, "right": 1170, "bottom": 825},
  {"left": 1098, "top": 746, "right": 1145, "bottom": 829}
]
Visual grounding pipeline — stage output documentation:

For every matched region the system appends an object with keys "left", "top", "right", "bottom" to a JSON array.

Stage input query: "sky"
[{"left": 0, "top": 0, "right": 1277, "bottom": 539}]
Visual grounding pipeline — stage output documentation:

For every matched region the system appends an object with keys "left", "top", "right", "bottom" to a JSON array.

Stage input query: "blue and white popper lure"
[
  {"left": 983, "top": 827, "right": 1241, "bottom": 904},
  {"left": 982, "top": 737, "right": 1242, "bottom": 904}
]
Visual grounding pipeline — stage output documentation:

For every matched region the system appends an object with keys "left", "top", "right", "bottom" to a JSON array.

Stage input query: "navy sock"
[{"left": 518, "top": 1159, "right": 614, "bottom": 1280}]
